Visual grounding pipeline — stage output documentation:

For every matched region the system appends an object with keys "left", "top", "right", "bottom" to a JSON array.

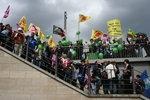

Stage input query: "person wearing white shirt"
[{"left": 105, "top": 61, "right": 117, "bottom": 94}]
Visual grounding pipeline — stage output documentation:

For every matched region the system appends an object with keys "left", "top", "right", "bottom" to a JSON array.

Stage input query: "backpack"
[{"left": 101, "top": 70, "right": 108, "bottom": 79}]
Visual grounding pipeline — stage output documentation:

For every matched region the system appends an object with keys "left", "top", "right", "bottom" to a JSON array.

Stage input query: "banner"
[{"left": 107, "top": 19, "right": 122, "bottom": 37}]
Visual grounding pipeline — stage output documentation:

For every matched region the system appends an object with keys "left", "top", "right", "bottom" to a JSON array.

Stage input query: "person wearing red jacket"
[{"left": 12, "top": 28, "right": 25, "bottom": 56}]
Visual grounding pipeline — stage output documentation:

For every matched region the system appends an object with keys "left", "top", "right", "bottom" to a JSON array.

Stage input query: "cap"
[{"left": 18, "top": 27, "right": 22, "bottom": 31}]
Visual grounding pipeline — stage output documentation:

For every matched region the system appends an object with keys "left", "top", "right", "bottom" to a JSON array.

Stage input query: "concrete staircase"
[{"left": 0, "top": 46, "right": 148, "bottom": 100}]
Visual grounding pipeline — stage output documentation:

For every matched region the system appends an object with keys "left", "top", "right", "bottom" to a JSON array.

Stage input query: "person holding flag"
[{"left": 12, "top": 27, "right": 25, "bottom": 56}]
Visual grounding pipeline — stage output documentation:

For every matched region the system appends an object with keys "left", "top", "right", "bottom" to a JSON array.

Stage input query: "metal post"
[
  {"left": 25, "top": 37, "right": 29, "bottom": 60},
  {"left": 64, "top": 11, "right": 67, "bottom": 34},
  {"left": 77, "top": 15, "right": 80, "bottom": 41},
  {"left": 55, "top": 47, "right": 58, "bottom": 77},
  {"left": 132, "top": 67, "right": 136, "bottom": 94}
]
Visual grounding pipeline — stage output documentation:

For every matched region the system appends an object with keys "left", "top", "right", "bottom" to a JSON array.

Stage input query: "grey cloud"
[{"left": 1, "top": 0, "right": 150, "bottom": 42}]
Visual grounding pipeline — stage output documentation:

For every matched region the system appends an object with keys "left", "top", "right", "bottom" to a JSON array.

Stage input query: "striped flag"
[{"left": 3, "top": 5, "right": 10, "bottom": 18}]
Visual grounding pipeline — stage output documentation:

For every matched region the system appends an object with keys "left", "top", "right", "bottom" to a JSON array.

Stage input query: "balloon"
[
  {"left": 38, "top": 44, "right": 43, "bottom": 50},
  {"left": 112, "top": 48, "right": 118, "bottom": 53},
  {"left": 61, "top": 39, "right": 70, "bottom": 46},
  {"left": 98, "top": 53, "right": 104, "bottom": 59},
  {"left": 46, "top": 35, "right": 50, "bottom": 39},
  {"left": 114, "top": 42, "right": 119, "bottom": 46},
  {"left": 113, "top": 42, "right": 119, "bottom": 48},
  {"left": 70, "top": 49, "right": 77, "bottom": 57},
  {"left": 98, "top": 41, "right": 102, "bottom": 45},
  {"left": 118, "top": 44, "right": 124, "bottom": 51}
]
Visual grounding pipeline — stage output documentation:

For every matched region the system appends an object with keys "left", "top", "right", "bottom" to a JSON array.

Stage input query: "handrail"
[
  {"left": 1, "top": 45, "right": 149, "bottom": 100},
  {"left": 0, "top": 34, "right": 150, "bottom": 99}
]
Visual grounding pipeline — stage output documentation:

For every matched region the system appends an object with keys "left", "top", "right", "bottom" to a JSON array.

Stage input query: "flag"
[
  {"left": 141, "top": 70, "right": 150, "bottom": 98},
  {"left": 91, "top": 29, "right": 103, "bottom": 40},
  {"left": 39, "top": 31, "right": 45, "bottom": 42},
  {"left": 18, "top": 16, "right": 28, "bottom": 32},
  {"left": 3, "top": 5, "right": 10, "bottom": 18},
  {"left": 53, "top": 25, "right": 65, "bottom": 37},
  {"left": 79, "top": 14, "right": 91, "bottom": 23},
  {"left": 48, "top": 35, "right": 56, "bottom": 48},
  {"left": 107, "top": 19, "right": 122, "bottom": 37},
  {"left": 127, "top": 28, "right": 136, "bottom": 38},
  {"left": 28, "top": 23, "right": 38, "bottom": 33},
  {"left": 141, "top": 70, "right": 148, "bottom": 80},
  {"left": 28, "top": 23, "right": 45, "bottom": 41}
]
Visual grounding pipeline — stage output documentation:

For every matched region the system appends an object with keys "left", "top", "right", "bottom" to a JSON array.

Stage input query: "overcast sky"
[{"left": 0, "top": 0, "right": 150, "bottom": 42}]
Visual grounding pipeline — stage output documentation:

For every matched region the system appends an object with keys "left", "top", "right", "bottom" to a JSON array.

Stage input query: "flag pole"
[
  {"left": 64, "top": 11, "right": 67, "bottom": 34},
  {"left": 77, "top": 15, "right": 80, "bottom": 41}
]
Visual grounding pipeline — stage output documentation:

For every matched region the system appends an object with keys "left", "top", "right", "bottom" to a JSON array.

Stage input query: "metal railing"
[
  {"left": 0, "top": 34, "right": 149, "bottom": 96},
  {"left": 57, "top": 43, "right": 150, "bottom": 60}
]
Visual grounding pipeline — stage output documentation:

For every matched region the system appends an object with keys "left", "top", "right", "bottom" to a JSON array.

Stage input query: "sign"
[{"left": 107, "top": 19, "right": 122, "bottom": 37}]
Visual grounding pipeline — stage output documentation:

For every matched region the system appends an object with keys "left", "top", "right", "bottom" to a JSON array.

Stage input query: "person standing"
[
  {"left": 105, "top": 61, "right": 117, "bottom": 94},
  {"left": 12, "top": 28, "right": 25, "bottom": 56},
  {"left": 134, "top": 75, "right": 145, "bottom": 94},
  {"left": 122, "top": 59, "right": 133, "bottom": 94}
]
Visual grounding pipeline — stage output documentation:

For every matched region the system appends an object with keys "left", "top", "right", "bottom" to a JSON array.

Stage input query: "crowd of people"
[{"left": 0, "top": 23, "right": 147, "bottom": 95}]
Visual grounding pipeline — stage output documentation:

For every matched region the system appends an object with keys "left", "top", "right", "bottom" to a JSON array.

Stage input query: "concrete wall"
[{"left": 0, "top": 48, "right": 144, "bottom": 100}]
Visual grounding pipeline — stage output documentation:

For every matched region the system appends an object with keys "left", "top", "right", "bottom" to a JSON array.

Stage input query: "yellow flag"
[
  {"left": 91, "top": 29, "right": 103, "bottom": 40},
  {"left": 107, "top": 19, "right": 122, "bottom": 37},
  {"left": 79, "top": 14, "right": 91, "bottom": 23},
  {"left": 48, "top": 35, "right": 56, "bottom": 48},
  {"left": 127, "top": 28, "right": 136, "bottom": 38},
  {"left": 18, "top": 16, "right": 27, "bottom": 32},
  {"left": 39, "top": 31, "right": 45, "bottom": 41}
]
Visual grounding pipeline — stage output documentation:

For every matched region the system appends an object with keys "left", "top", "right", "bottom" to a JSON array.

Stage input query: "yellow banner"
[{"left": 107, "top": 19, "right": 122, "bottom": 37}]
